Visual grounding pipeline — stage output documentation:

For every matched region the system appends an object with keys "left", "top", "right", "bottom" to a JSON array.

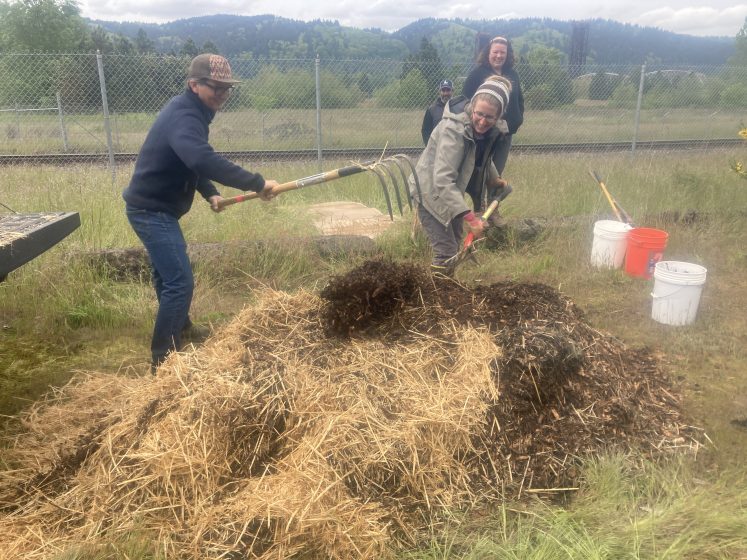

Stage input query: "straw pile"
[{"left": 0, "top": 259, "right": 702, "bottom": 558}]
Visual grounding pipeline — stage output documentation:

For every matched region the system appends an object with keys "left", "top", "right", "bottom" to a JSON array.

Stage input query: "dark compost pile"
[{"left": 321, "top": 259, "right": 700, "bottom": 492}]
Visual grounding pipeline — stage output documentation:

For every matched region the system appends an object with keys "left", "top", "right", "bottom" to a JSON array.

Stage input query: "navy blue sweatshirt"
[{"left": 123, "top": 89, "right": 265, "bottom": 218}]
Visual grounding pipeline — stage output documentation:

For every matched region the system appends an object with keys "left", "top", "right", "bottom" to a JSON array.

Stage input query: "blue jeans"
[{"left": 126, "top": 205, "right": 194, "bottom": 366}]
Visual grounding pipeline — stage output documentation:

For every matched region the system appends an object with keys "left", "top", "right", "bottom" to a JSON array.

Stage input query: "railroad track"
[{"left": 0, "top": 138, "right": 742, "bottom": 166}]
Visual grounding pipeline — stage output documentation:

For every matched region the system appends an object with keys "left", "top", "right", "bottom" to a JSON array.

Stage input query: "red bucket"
[{"left": 624, "top": 228, "right": 668, "bottom": 279}]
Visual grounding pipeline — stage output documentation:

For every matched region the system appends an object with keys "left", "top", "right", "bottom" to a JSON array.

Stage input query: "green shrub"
[
  {"left": 375, "top": 68, "right": 430, "bottom": 109},
  {"left": 239, "top": 66, "right": 363, "bottom": 109},
  {"left": 588, "top": 72, "right": 621, "bottom": 100},
  {"left": 720, "top": 82, "right": 747, "bottom": 107}
]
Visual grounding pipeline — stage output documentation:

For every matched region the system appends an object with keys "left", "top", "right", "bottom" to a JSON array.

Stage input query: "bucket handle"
[{"left": 651, "top": 286, "right": 691, "bottom": 299}]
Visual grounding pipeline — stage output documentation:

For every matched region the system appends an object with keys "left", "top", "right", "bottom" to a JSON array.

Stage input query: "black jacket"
[
  {"left": 421, "top": 96, "right": 448, "bottom": 145},
  {"left": 123, "top": 89, "right": 265, "bottom": 218},
  {"left": 462, "top": 65, "right": 524, "bottom": 135}
]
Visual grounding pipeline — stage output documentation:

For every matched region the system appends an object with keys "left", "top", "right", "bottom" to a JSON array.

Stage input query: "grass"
[
  {"left": 1, "top": 105, "right": 742, "bottom": 154},
  {"left": 401, "top": 454, "right": 747, "bottom": 559},
  {"left": 1, "top": 148, "right": 747, "bottom": 557}
]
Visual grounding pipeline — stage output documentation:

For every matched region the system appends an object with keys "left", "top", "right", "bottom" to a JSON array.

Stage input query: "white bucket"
[
  {"left": 651, "top": 261, "right": 707, "bottom": 326},
  {"left": 590, "top": 220, "right": 631, "bottom": 269}
]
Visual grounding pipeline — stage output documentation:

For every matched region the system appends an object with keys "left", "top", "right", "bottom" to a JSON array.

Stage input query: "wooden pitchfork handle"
[{"left": 217, "top": 161, "right": 374, "bottom": 209}]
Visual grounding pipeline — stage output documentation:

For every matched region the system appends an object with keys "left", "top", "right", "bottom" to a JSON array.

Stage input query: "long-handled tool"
[
  {"left": 218, "top": 161, "right": 372, "bottom": 207},
  {"left": 446, "top": 196, "right": 502, "bottom": 270},
  {"left": 589, "top": 170, "right": 634, "bottom": 225},
  {"left": 216, "top": 159, "right": 414, "bottom": 221}
]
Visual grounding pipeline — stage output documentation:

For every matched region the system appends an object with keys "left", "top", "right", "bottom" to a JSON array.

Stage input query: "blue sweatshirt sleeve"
[
  {"left": 168, "top": 109, "right": 265, "bottom": 193},
  {"left": 196, "top": 177, "right": 220, "bottom": 200}
]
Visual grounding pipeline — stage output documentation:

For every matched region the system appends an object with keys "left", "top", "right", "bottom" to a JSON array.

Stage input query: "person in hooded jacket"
[{"left": 408, "top": 75, "right": 512, "bottom": 277}]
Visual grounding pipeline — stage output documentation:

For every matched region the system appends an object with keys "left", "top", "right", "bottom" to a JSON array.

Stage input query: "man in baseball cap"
[
  {"left": 188, "top": 53, "right": 242, "bottom": 84},
  {"left": 421, "top": 79, "right": 454, "bottom": 145},
  {"left": 123, "top": 53, "right": 280, "bottom": 372}
]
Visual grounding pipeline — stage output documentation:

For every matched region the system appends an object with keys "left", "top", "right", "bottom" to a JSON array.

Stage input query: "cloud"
[
  {"left": 79, "top": 0, "right": 747, "bottom": 37},
  {"left": 312, "top": 0, "right": 449, "bottom": 30},
  {"left": 635, "top": 4, "right": 747, "bottom": 36},
  {"left": 85, "top": 0, "right": 258, "bottom": 22}
]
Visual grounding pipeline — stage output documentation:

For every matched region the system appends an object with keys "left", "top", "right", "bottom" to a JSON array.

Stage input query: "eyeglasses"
[
  {"left": 199, "top": 81, "right": 234, "bottom": 95},
  {"left": 473, "top": 110, "right": 498, "bottom": 123}
]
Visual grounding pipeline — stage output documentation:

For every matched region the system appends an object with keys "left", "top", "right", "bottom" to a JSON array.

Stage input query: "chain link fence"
[{"left": 1, "top": 53, "right": 745, "bottom": 168}]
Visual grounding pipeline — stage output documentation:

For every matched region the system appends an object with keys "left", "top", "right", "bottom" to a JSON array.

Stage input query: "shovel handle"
[{"left": 589, "top": 170, "right": 624, "bottom": 222}]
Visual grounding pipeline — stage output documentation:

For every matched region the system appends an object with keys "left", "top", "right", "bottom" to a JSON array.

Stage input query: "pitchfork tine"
[
  {"left": 384, "top": 157, "right": 413, "bottom": 211},
  {"left": 376, "top": 162, "right": 404, "bottom": 216},
  {"left": 393, "top": 154, "right": 422, "bottom": 207},
  {"left": 368, "top": 165, "right": 395, "bottom": 221}
]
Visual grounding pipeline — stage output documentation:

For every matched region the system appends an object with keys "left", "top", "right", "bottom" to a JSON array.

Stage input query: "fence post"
[
  {"left": 632, "top": 63, "right": 646, "bottom": 154},
  {"left": 315, "top": 54, "right": 322, "bottom": 172},
  {"left": 113, "top": 112, "right": 120, "bottom": 152},
  {"left": 14, "top": 102, "right": 21, "bottom": 139},
  {"left": 56, "top": 92, "right": 69, "bottom": 152},
  {"left": 96, "top": 50, "right": 116, "bottom": 181},
  {"left": 260, "top": 112, "right": 265, "bottom": 149}
]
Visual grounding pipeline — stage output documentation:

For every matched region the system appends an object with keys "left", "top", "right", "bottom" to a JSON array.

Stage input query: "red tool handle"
[{"left": 462, "top": 199, "right": 500, "bottom": 249}]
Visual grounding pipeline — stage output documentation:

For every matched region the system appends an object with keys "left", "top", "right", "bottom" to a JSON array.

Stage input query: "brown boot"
[{"left": 181, "top": 322, "right": 211, "bottom": 344}]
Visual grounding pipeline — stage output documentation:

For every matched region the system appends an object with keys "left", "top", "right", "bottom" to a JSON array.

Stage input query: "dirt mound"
[
  {"left": 320, "top": 259, "right": 701, "bottom": 491},
  {"left": 0, "top": 259, "right": 702, "bottom": 559},
  {"left": 320, "top": 259, "right": 428, "bottom": 334},
  {"left": 321, "top": 259, "right": 584, "bottom": 339}
]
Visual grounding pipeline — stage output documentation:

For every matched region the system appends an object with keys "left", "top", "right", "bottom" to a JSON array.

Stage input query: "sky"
[{"left": 79, "top": 1, "right": 747, "bottom": 38}]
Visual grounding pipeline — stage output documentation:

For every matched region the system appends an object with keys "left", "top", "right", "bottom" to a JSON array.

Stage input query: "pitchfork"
[{"left": 216, "top": 158, "right": 416, "bottom": 221}]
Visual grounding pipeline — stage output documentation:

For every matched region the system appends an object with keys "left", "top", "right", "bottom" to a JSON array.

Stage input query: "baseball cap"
[
  {"left": 188, "top": 54, "right": 241, "bottom": 84},
  {"left": 439, "top": 80, "right": 453, "bottom": 90}
]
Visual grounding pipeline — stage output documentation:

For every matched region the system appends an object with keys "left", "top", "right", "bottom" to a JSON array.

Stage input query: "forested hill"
[
  {"left": 89, "top": 14, "right": 410, "bottom": 60},
  {"left": 394, "top": 18, "right": 736, "bottom": 65},
  {"left": 90, "top": 14, "right": 736, "bottom": 65}
]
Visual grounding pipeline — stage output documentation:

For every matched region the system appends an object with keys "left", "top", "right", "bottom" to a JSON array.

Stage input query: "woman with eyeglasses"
[
  {"left": 408, "top": 76, "right": 512, "bottom": 277},
  {"left": 463, "top": 36, "right": 524, "bottom": 182}
]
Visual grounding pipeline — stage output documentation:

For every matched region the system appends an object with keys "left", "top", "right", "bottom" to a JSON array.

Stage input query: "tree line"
[
  {"left": 0, "top": 1, "right": 745, "bottom": 114},
  {"left": 1, "top": 2, "right": 740, "bottom": 64}
]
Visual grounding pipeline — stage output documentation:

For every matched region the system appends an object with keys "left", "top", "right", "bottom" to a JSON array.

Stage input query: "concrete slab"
[{"left": 308, "top": 201, "right": 396, "bottom": 238}]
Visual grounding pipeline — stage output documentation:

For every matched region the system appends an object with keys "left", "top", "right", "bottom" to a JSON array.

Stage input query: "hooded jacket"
[
  {"left": 123, "top": 89, "right": 265, "bottom": 218},
  {"left": 408, "top": 98, "right": 505, "bottom": 226}
]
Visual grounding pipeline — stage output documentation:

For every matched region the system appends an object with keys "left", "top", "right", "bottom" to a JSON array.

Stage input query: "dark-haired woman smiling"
[{"left": 462, "top": 36, "right": 524, "bottom": 178}]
